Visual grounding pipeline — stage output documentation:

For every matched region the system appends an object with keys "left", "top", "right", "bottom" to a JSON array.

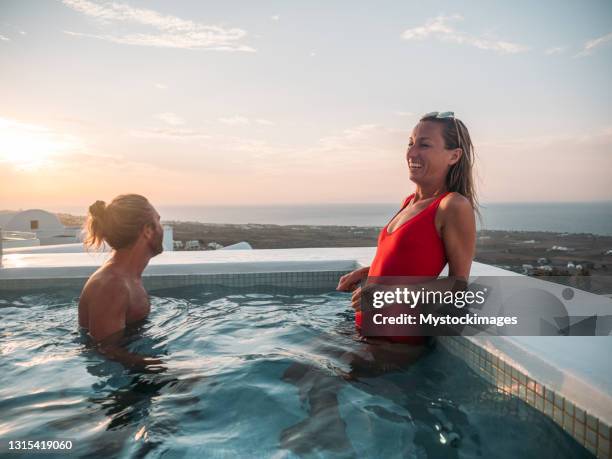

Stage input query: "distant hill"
[{"left": 57, "top": 213, "right": 85, "bottom": 227}]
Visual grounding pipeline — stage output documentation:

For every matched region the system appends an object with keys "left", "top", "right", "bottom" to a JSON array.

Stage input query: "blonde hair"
[
  {"left": 84, "top": 194, "right": 155, "bottom": 250},
  {"left": 419, "top": 114, "right": 480, "bottom": 220}
]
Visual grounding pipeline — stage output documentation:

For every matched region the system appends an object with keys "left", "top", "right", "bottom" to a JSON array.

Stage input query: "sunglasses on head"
[
  {"left": 423, "top": 111, "right": 455, "bottom": 119},
  {"left": 422, "top": 111, "right": 462, "bottom": 148}
]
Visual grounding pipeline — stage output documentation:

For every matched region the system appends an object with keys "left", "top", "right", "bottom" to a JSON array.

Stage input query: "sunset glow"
[
  {"left": 0, "top": 118, "right": 80, "bottom": 170},
  {"left": 1, "top": 1, "right": 611, "bottom": 210}
]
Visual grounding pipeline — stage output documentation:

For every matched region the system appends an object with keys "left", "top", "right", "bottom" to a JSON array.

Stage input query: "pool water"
[{"left": 0, "top": 286, "right": 592, "bottom": 458}]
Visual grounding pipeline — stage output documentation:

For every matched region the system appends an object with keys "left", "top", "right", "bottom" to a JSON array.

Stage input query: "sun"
[{"left": 0, "top": 117, "right": 77, "bottom": 170}]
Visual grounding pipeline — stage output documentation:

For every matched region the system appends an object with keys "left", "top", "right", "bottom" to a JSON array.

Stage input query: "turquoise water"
[{"left": 0, "top": 287, "right": 593, "bottom": 458}]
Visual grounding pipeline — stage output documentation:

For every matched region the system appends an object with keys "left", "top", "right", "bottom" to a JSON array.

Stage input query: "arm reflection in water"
[
  {"left": 93, "top": 325, "right": 166, "bottom": 374},
  {"left": 68, "top": 326, "right": 204, "bottom": 457}
]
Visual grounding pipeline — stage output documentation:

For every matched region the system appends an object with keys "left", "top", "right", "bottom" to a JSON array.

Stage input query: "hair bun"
[{"left": 89, "top": 200, "right": 106, "bottom": 219}]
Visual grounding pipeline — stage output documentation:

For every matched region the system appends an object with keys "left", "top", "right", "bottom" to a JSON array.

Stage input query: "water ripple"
[{"left": 0, "top": 287, "right": 592, "bottom": 458}]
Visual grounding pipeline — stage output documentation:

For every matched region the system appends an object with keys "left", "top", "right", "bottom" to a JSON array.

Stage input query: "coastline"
[{"left": 57, "top": 213, "right": 612, "bottom": 294}]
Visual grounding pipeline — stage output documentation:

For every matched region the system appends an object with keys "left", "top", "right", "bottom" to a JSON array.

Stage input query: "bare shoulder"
[
  {"left": 439, "top": 192, "right": 474, "bottom": 218},
  {"left": 79, "top": 266, "right": 130, "bottom": 329},
  {"left": 436, "top": 192, "right": 475, "bottom": 237},
  {"left": 81, "top": 267, "right": 130, "bottom": 304}
]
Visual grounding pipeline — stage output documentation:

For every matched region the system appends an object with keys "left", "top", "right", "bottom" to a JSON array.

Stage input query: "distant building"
[
  {"left": 1, "top": 229, "right": 39, "bottom": 249},
  {"left": 207, "top": 242, "right": 224, "bottom": 250},
  {"left": 185, "top": 240, "right": 200, "bottom": 250},
  {"left": 0, "top": 209, "right": 79, "bottom": 246},
  {"left": 522, "top": 264, "right": 534, "bottom": 275},
  {"left": 163, "top": 225, "right": 174, "bottom": 252},
  {"left": 2, "top": 214, "right": 173, "bottom": 253}
]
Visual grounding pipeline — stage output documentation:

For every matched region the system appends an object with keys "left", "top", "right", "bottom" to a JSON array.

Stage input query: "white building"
[
  {"left": 163, "top": 225, "right": 174, "bottom": 252},
  {"left": 185, "top": 240, "right": 200, "bottom": 250},
  {"left": 2, "top": 223, "right": 174, "bottom": 254},
  {"left": 0, "top": 209, "right": 80, "bottom": 246}
]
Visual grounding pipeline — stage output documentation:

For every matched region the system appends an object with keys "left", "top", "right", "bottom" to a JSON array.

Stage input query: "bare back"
[{"left": 78, "top": 263, "right": 151, "bottom": 341}]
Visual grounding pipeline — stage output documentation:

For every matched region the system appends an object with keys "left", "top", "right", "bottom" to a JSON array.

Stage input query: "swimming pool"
[{"left": 0, "top": 286, "right": 593, "bottom": 458}]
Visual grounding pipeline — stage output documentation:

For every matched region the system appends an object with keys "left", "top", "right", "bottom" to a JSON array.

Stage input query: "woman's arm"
[
  {"left": 350, "top": 193, "right": 476, "bottom": 311},
  {"left": 439, "top": 192, "right": 476, "bottom": 281}
]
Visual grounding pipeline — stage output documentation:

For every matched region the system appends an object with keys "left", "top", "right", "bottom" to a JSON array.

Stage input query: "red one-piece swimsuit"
[{"left": 356, "top": 191, "right": 451, "bottom": 344}]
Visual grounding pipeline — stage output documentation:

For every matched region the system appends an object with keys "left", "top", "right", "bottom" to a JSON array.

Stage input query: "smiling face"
[{"left": 406, "top": 121, "right": 462, "bottom": 187}]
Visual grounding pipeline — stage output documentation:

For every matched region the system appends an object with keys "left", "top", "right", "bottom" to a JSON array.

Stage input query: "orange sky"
[{"left": 1, "top": 1, "right": 611, "bottom": 209}]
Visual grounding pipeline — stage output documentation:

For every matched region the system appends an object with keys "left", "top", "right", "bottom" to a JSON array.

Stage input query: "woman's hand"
[
  {"left": 336, "top": 267, "right": 369, "bottom": 292},
  {"left": 350, "top": 286, "right": 365, "bottom": 311}
]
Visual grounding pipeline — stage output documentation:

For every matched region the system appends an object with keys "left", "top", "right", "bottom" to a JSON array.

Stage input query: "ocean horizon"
[{"left": 44, "top": 201, "right": 612, "bottom": 236}]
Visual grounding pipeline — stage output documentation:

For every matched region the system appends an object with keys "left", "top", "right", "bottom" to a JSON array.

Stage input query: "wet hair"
[
  {"left": 419, "top": 113, "right": 480, "bottom": 219},
  {"left": 84, "top": 194, "right": 156, "bottom": 250}
]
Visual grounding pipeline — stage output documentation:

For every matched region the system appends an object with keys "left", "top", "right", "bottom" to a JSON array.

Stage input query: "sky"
[{"left": 1, "top": 0, "right": 611, "bottom": 210}]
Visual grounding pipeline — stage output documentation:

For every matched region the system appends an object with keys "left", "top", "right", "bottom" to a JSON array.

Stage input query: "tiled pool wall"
[
  {"left": 1, "top": 267, "right": 609, "bottom": 458},
  {"left": 0, "top": 270, "right": 351, "bottom": 292},
  {"left": 439, "top": 335, "right": 611, "bottom": 458},
  {"left": 144, "top": 270, "right": 350, "bottom": 291}
]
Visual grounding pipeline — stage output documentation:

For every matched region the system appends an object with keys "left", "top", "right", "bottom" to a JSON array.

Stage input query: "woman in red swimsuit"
[
  {"left": 337, "top": 111, "right": 477, "bottom": 344},
  {"left": 280, "top": 113, "right": 477, "bottom": 455}
]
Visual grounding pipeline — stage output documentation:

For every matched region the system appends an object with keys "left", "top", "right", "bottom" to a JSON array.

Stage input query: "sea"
[
  {"left": 139, "top": 202, "right": 612, "bottom": 236},
  {"left": 47, "top": 202, "right": 611, "bottom": 235}
]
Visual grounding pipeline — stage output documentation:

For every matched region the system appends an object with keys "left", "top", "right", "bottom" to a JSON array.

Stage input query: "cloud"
[
  {"left": 155, "top": 112, "right": 184, "bottom": 126},
  {"left": 62, "top": 0, "right": 255, "bottom": 51},
  {"left": 132, "top": 117, "right": 274, "bottom": 145},
  {"left": 0, "top": 118, "right": 160, "bottom": 174},
  {"left": 271, "top": 15, "right": 280, "bottom": 21},
  {"left": 0, "top": 35, "right": 10, "bottom": 41},
  {"left": 395, "top": 111, "right": 414, "bottom": 117},
  {"left": 544, "top": 46, "right": 565, "bottom": 55},
  {"left": 477, "top": 127, "right": 612, "bottom": 201},
  {"left": 154, "top": 83, "right": 167, "bottom": 89},
  {"left": 401, "top": 15, "right": 528, "bottom": 54},
  {"left": 575, "top": 31, "right": 612, "bottom": 57},
  {"left": 218, "top": 117, "right": 275, "bottom": 127},
  {"left": 130, "top": 127, "right": 210, "bottom": 141},
  {"left": 313, "top": 124, "right": 405, "bottom": 158},
  {"left": 255, "top": 119, "right": 275, "bottom": 126},
  {"left": 219, "top": 116, "right": 250, "bottom": 126}
]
